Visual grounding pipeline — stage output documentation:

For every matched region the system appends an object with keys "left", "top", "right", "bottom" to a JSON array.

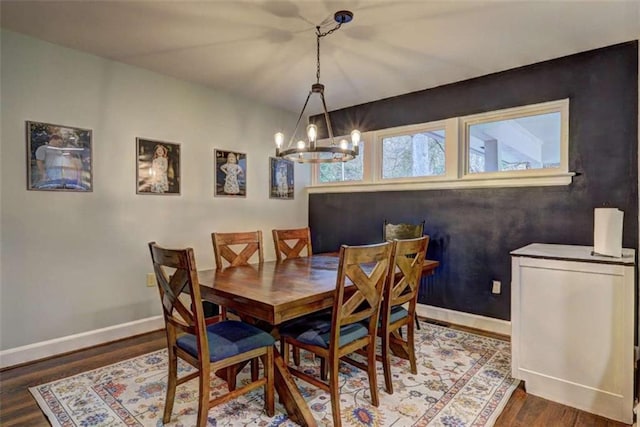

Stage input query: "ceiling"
[{"left": 1, "top": 1, "right": 638, "bottom": 115}]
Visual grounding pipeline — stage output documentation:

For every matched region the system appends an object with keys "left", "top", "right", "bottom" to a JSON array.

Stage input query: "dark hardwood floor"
[{"left": 0, "top": 321, "right": 632, "bottom": 427}]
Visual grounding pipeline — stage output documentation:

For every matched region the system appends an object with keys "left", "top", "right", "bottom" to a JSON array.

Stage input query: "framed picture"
[
  {"left": 136, "top": 138, "right": 181, "bottom": 195},
  {"left": 26, "top": 121, "right": 93, "bottom": 191},
  {"left": 215, "top": 149, "right": 246, "bottom": 197},
  {"left": 270, "top": 157, "right": 294, "bottom": 200}
]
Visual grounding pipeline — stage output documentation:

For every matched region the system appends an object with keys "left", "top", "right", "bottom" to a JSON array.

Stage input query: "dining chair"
[
  {"left": 379, "top": 235, "right": 429, "bottom": 394},
  {"left": 211, "top": 230, "right": 264, "bottom": 320},
  {"left": 272, "top": 227, "right": 313, "bottom": 261},
  {"left": 279, "top": 241, "right": 393, "bottom": 427},
  {"left": 382, "top": 219, "right": 425, "bottom": 330},
  {"left": 148, "top": 242, "right": 274, "bottom": 427},
  {"left": 272, "top": 227, "right": 314, "bottom": 366}
]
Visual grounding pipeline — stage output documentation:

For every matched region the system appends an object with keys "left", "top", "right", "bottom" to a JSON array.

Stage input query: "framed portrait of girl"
[
  {"left": 215, "top": 149, "right": 247, "bottom": 197},
  {"left": 136, "top": 138, "right": 181, "bottom": 195},
  {"left": 269, "top": 157, "right": 294, "bottom": 200}
]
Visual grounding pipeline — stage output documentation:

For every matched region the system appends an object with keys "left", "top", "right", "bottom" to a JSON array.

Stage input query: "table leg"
[{"left": 273, "top": 347, "right": 317, "bottom": 427}]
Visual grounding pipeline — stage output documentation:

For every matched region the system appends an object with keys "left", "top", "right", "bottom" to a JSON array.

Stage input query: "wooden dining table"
[{"left": 198, "top": 254, "right": 439, "bottom": 426}]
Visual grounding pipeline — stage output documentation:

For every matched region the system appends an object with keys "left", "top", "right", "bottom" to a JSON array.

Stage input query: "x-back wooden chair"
[
  {"left": 211, "top": 230, "right": 264, "bottom": 319},
  {"left": 279, "top": 242, "right": 393, "bottom": 427},
  {"left": 379, "top": 235, "right": 429, "bottom": 394},
  {"left": 383, "top": 219, "right": 426, "bottom": 330},
  {"left": 148, "top": 242, "right": 274, "bottom": 427},
  {"left": 213, "top": 230, "right": 264, "bottom": 268},
  {"left": 272, "top": 227, "right": 313, "bottom": 365},
  {"left": 272, "top": 227, "right": 313, "bottom": 262}
]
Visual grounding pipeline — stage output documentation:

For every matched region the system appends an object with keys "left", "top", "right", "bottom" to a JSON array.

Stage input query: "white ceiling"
[{"left": 1, "top": 1, "right": 638, "bottom": 115}]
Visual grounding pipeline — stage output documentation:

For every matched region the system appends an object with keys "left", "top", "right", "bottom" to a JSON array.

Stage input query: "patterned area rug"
[{"left": 30, "top": 322, "right": 518, "bottom": 427}]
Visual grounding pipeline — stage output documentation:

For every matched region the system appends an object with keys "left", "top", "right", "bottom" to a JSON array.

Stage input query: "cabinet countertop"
[{"left": 511, "top": 243, "right": 635, "bottom": 266}]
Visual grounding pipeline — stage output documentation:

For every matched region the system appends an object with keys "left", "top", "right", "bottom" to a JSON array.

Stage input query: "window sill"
[{"left": 307, "top": 172, "right": 575, "bottom": 194}]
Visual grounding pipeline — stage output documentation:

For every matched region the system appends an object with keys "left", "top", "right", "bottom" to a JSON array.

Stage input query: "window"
[
  {"left": 318, "top": 141, "right": 364, "bottom": 183},
  {"left": 380, "top": 129, "right": 445, "bottom": 179},
  {"left": 310, "top": 99, "right": 572, "bottom": 192},
  {"left": 461, "top": 100, "right": 568, "bottom": 179}
]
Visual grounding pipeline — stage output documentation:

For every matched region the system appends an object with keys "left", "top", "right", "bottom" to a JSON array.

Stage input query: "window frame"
[
  {"left": 311, "top": 132, "right": 372, "bottom": 186},
  {"left": 460, "top": 99, "right": 570, "bottom": 181},
  {"left": 374, "top": 119, "right": 457, "bottom": 183},
  {"left": 309, "top": 99, "right": 573, "bottom": 193}
]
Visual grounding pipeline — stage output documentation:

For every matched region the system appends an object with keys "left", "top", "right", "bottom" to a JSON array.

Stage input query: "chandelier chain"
[{"left": 315, "top": 23, "right": 342, "bottom": 84}]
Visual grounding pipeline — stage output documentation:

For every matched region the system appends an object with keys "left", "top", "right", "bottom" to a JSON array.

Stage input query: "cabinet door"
[{"left": 511, "top": 256, "right": 634, "bottom": 424}]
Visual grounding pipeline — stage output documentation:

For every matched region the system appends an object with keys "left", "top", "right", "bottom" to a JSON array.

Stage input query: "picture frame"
[
  {"left": 215, "top": 149, "right": 246, "bottom": 197},
  {"left": 269, "top": 157, "right": 294, "bottom": 200},
  {"left": 26, "top": 120, "right": 93, "bottom": 191},
  {"left": 136, "top": 138, "right": 181, "bottom": 195}
]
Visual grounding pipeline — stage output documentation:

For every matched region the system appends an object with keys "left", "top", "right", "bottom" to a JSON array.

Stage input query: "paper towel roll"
[{"left": 593, "top": 208, "right": 623, "bottom": 257}]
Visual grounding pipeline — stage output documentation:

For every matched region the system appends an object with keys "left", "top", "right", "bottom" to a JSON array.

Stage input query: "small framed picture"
[
  {"left": 136, "top": 138, "right": 180, "bottom": 195},
  {"left": 26, "top": 121, "right": 93, "bottom": 191},
  {"left": 270, "top": 157, "right": 294, "bottom": 200},
  {"left": 215, "top": 149, "right": 246, "bottom": 197}
]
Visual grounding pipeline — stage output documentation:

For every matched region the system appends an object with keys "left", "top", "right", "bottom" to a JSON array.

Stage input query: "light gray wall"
[{"left": 0, "top": 30, "right": 309, "bottom": 350}]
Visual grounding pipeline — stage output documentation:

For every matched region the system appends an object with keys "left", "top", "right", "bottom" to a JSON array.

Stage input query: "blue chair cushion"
[
  {"left": 176, "top": 320, "right": 275, "bottom": 362},
  {"left": 387, "top": 305, "right": 409, "bottom": 324},
  {"left": 279, "top": 311, "right": 369, "bottom": 349}
]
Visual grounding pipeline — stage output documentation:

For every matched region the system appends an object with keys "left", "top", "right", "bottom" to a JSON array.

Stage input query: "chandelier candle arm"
[{"left": 274, "top": 10, "right": 359, "bottom": 164}]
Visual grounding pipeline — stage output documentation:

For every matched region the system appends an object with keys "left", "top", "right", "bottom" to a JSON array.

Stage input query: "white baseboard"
[
  {"left": 1, "top": 308, "right": 510, "bottom": 370},
  {"left": 0, "top": 316, "right": 164, "bottom": 370},
  {"left": 416, "top": 304, "right": 511, "bottom": 336}
]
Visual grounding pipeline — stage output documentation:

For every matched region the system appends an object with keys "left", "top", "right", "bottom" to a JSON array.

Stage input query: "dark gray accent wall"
[{"left": 309, "top": 41, "right": 638, "bottom": 321}]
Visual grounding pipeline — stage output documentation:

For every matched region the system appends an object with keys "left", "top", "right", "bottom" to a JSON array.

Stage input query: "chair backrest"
[
  {"left": 148, "top": 242, "right": 207, "bottom": 351},
  {"left": 383, "top": 236, "right": 430, "bottom": 318},
  {"left": 330, "top": 242, "right": 393, "bottom": 347},
  {"left": 383, "top": 219, "right": 425, "bottom": 241},
  {"left": 272, "top": 227, "right": 313, "bottom": 262},
  {"left": 212, "top": 230, "right": 264, "bottom": 269}
]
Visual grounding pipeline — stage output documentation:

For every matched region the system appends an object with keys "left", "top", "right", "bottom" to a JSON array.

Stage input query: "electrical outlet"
[
  {"left": 492, "top": 280, "right": 501, "bottom": 294},
  {"left": 146, "top": 273, "right": 156, "bottom": 287}
]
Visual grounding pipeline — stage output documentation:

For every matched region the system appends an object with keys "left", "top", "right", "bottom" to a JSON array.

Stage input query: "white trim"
[
  {"left": 416, "top": 304, "right": 511, "bottom": 336},
  {"left": 0, "top": 316, "right": 164, "bottom": 369},
  {"left": 307, "top": 172, "right": 574, "bottom": 193}
]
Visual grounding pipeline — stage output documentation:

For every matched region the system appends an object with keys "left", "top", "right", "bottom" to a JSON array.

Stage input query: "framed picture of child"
[
  {"left": 26, "top": 120, "right": 93, "bottom": 191},
  {"left": 269, "top": 157, "right": 294, "bottom": 200},
  {"left": 136, "top": 138, "right": 181, "bottom": 195},
  {"left": 215, "top": 149, "right": 247, "bottom": 197}
]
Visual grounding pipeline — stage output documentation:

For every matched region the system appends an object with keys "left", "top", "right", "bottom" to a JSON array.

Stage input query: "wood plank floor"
[{"left": 0, "top": 321, "right": 632, "bottom": 427}]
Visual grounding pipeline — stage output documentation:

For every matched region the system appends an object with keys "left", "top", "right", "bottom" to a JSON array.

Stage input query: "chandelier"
[{"left": 274, "top": 10, "right": 361, "bottom": 164}]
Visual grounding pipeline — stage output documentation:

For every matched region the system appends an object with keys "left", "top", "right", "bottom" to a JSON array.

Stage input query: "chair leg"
[
  {"left": 226, "top": 365, "right": 237, "bottom": 391},
  {"left": 366, "top": 340, "right": 380, "bottom": 406},
  {"left": 329, "top": 356, "right": 342, "bottom": 427},
  {"left": 263, "top": 348, "right": 275, "bottom": 417},
  {"left": 320, "top": 356, "right": 328, "bottom": 381},
  {"left": 415, "top": 313, "right": 421, "bottom": 330},
  {"left": 196, "top": 364, "right": 211, "bottom": 427},
  {"left": 163, "top": 346, "right": 178, "bottom": 424},
  {"left": 293, "top": 347, "right": 301, "bottom": 366},
  {"left": 381, "top": 330, "right": 393, "bottom": 394},
  {"left": 407, "top": 322, "right": 417, "bottom": 374},
  {"left": 251, "top": 358, "right": 259, "bottom": 381}
]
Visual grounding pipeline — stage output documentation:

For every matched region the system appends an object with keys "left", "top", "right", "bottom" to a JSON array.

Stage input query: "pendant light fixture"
[{"left": 274, "top": 10, "right": 361, "bottom": 164}]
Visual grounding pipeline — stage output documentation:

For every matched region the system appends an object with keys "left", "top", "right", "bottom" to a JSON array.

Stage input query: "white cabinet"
[{"left": 511, "top": 243, "right": 636, "bottom": 424}]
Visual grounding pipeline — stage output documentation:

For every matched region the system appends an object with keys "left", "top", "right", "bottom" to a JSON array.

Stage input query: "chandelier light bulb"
[
  {"left": 297, "top": 140, "right": 306, "bottom": 150},
  {"left": 306, "top": 124, "right": 318, "bottom": 142},
  {"left": 351, "top": 129, "right": 361, "bottom": 146},
  {"left": 339, "top": 139, "right": 348, "bottom": 150},
  {"left": 274, "top": 132, "right": 284, "bottom": 149}
]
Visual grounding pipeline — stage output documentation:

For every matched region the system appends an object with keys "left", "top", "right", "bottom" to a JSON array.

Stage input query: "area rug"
[{"left": 30, "top": 322, "right": 518, "bottom": 427}]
